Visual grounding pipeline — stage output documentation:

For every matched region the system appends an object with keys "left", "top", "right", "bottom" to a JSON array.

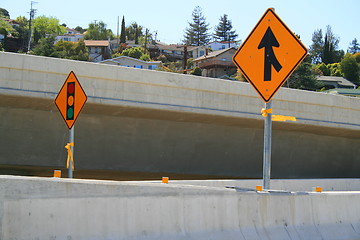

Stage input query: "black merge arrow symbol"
[{"left": 258, "top": 27, "right": 282, "bottom": 81}]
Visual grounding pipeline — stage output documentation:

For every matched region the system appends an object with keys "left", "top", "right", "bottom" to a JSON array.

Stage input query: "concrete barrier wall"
[
  {"left": 1, "top": 52, "right": 360, "bottom": 130},
  {"left": 1, "top": 176, "right": 360, "bottom": 240},
  {"left": 1, "top": 52, "right": 360, "bottom": 178}
]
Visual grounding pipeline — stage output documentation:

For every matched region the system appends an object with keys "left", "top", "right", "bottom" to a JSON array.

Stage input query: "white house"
[
  {"left": 207, "top": 41, "right": 240, "bottom": 51},
  {"left": 84, "top": 40, "right": 111, "bottom": 62},
  {"left": 54, "top": 27, "right": 84, "bottom": 43},
  {"left": 100, "top": 55, "right": 161, "bottom": 70}
]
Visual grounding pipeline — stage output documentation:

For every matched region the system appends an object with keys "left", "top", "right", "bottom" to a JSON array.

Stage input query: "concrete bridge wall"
[
  {"left": 0, "top": 52, "right": 359, "bottom": 178},
  {"left": 1, "top": 176, "right": 360, "bottom": 240}
]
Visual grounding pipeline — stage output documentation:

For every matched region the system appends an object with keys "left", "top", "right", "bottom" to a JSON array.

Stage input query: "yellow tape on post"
[
  {"left": 65, "top": 142, "right": 75, "bottom": 171},
  {"left": 272, "top": 115, "right": 297, "bottom": 122},
  {"left": 261, "top": 108, "right": 272, "bottom": 117}
]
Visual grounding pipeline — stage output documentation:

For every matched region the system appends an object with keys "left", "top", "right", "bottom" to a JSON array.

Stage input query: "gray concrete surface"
[
  {"left": 0, "top": 52, "right": 360, "bottom": 179},
  {"left": 0, "top": 175, "right": 359, "bottom": 240}
]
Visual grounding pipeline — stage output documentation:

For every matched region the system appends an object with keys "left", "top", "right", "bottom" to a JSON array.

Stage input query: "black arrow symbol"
[{"left": 258, "top": 27, "right": 282, "bottom": 81}]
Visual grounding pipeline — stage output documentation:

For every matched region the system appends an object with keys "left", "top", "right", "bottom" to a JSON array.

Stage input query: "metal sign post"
[
  {"left": 55, "top": 71, "right": 87, "bottom": 179},
  {"left": 68, "top": 126, "right": 74, "bottom": 178},
  {"left": 262, "top": 100, "right": 272, "bottom": 189}
]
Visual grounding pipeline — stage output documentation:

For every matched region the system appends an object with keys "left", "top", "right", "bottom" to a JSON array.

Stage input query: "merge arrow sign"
[
  {"left": 233, "top": 8, "right": 308, "bottom": 102},
  {"left": 258, "top": 27, "right": 282, "bottom": 82}
]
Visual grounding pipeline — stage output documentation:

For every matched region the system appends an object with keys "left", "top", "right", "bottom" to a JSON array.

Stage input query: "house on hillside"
[
  {"left": 84, "top": 40, "right": 111, "bottom": 62},
  {"left": 148, "top": 42, "right": 208, "bottom": 61},
  {"left": 100, "top": 55, "right": 161, "bottom": 70},
  {"left": 0, "top": 18, "right": 20, "bottom": 42},
  {"left": 193, "top": 48, "right": 237, "bottom": 78},
  {"left": 317, "top": 76, "right": 357, "bottom": 89},
  {"left": 207, "top": 41, "right": 239, "bottom": 51},
  {"left": 55, "top": 27, "right": 84, "bottom": 43}
]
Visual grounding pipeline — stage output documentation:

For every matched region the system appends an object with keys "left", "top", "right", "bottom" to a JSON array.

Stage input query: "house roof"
[
  {"left": 323, "top": 88, "right": 360, "bottom": 96},
  {"left": 0, "top": 18, "right": 19, "bottom": 25},
  {"left": 192, "top": 48, "right": 236, "bottom": 62},
  {"left": 317, "top": 76, "right": 356, "bottom": 88},
  {"left": 84, "top": 40, "right": 110, "bottom": 47}
]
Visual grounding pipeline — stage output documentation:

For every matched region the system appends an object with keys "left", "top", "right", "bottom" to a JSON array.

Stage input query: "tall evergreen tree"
[
  {"left": 183, "top": 6, "right": 210, "bottom": 46},
  {"left": 120, "top": 16, "right": 126, "bottom": 43},
  {"left": 213, "top": 14, "right": 237, "bottom": 43},
  {"left": 309, "top": 29, "right": 324, "bottom": 64},
  {"left": 322, "top": 25, "right": 342, "bottom": 64},
  {"left": 348, "top": 38, "right": 360, "bottom": 54},
  {"left": 126, "top": 22, "right": 143, "bottom": 43}
]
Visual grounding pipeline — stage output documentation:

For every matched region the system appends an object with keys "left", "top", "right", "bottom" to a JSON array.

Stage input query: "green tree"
[
  {"left": 14, "top": 16, "right": 29, "bottom": 52},
  {"left": 348, "top": 38, "right": 360, "bottom": 54},
  {"left": 121, "top": 46, "right": 144, "bottom": 59},
  {"left": 32, "top": 16, "right": 66, "bottom": 44},
  {"left": 54, "top": 39, "right": 89, "bottom": 61},
  {"left": 309, "top": 29, "right": 324, "bottom": 64},
  {"left": 0, "top": 18, "right": 15, "bottom": 51},
  {"left": 74, "top": 26, "right": 86, "bottom": 33},
  {"left": 120, "top": 16, "right": 126, "bottom": 44},
  {"left": 84, "top": 21, "right": 114, "bottom": 40},
  {"left": 190, "top": 67, "right": 202, "bottom": 76},
  {"left": 322, "top": 25, "right": 343, "bottom": 64},
  {"left": 213, "top": 14, "right": 237, "bottom": 43},
  {"left": 316, "top": 62, "right": 330, "bottom": 76},
  {"left": 328, "top": 63, "right": 342, "bottom": 76},
  {"left": 183, "top": 6, "right": 210, "bottom": 46},
  {"left": 139, "top": 54, "right": 151, "bottom": 61},
  {"left": 0, "top": 8, "right": 10, "bottom": 18},
  {"left": 126, "top": 22, "right": 143, "bottom": 44},
  {"left": 340, "top": 53, "right": 359, "bottom": 84},
  {"left": 30, "top": 36, "right": 56, "bottom": 57},
  {"left": 287, "top": 62, "right": 324, "bottom": 90}
]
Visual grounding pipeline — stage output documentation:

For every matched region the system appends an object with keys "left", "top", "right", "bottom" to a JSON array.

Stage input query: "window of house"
[
  {"left": 134, "top": 65, "right": 143, "bottom": 69},
  {"left": 221, "top": 45, "right": 226, "bottom": 49},
  {"left": 222, "top": 58, "right": 227, "bottom": 61},
  {"left": 199, "top": 50, "right": 205, "bottom": 56},
  {"left": 95, "top": 47, "right": 98, "bottom": 53},
  {"left": 148, "top": 65, "right": 157, "bottom": 70},
  {"left": 172, "top": 50, "right": 177, "bottom": 54}
]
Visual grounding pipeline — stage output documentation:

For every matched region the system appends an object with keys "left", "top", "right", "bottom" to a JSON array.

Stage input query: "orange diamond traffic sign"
[
  {"left": 55, "top": 71, "right": 87, "bottom": 129},
  {"left": 233, "top": 8, "right": 308, "bottom": 102}
]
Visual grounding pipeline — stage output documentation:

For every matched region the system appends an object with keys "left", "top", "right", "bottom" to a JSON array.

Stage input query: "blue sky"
[{"left": 2, "top": 0, "right": 359, "bottom": 51}]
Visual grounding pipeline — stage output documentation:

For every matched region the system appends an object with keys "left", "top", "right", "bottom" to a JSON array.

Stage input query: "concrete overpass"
[{"left": 0, "top": 52, "right": 359, "bottom": 179}]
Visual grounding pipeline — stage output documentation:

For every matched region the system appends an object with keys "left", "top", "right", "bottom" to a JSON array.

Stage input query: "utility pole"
[
  {"left": 27, "top": 1, "right": 37, "bottom": 52},
  {"left": 183, "top": 45, "right": 188, "bottom": 74},
  {"left": 144, "top": 28, "right": 149, "bottom": 53},
  {"left": 116, "top": 16, "right": 119, "bottom": 45}
]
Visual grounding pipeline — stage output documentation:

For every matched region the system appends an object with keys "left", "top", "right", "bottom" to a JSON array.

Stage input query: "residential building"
[
  {"left": 317, "top": 76, "right": 357, "bottom": 89},
  {"left": 148, "top": 42, "right": 208, "bottom": 61},
  {"left": 0, "top": 18, "right": 20, "bottom": 41},
  {"left": 323, "top": 88, "right": 360, "bottom": 97},
  {"left": 192, "top": 48, "right": 237, "bottom": 78},
  {"left": 100, "top": 55, "right": 161, "bottom": 70},
  {"left": 207, "top": 41, "right": 240, "bottom": 51},
  {"left": 84, "top": 40, "right": 111, "bottom": 62},
  {"left": 54, "top": 27, "right": 84, "bottom": 43}
]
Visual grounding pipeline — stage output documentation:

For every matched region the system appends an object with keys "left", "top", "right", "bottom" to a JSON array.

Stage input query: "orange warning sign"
[
  {"left": 233, "top": 8, "right": 308, "bottom": 102},
  {"left": 55, "top": 71, "right": 87, "bottom": 129}
]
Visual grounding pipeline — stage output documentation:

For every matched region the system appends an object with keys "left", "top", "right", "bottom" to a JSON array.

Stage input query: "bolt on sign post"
[
  {"left": 55, "top": 71, "right": 87, "bottom": 178},
  {"left": 233, "top": 8, "right": 308, "bottom": 189}
]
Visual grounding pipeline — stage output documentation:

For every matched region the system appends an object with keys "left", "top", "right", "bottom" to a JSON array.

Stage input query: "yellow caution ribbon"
[
  {"left": 65, "top": 142, "right": 75, "bottom": 171},
  {"left": 261, "top": 108, "right": 272, "bottom": 117},
  {"left": 272, "top": 115, "right": 297, "bottom": 122}
]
